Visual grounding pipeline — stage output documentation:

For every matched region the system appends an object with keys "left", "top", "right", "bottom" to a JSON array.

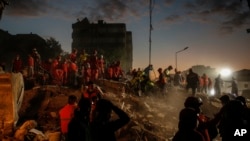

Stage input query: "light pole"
[
  {"left": 175, "top": 46, "right": 189, "bottom": 70},
  {"left": 149, "top": 0, "right": 153, "bottom": 65}
]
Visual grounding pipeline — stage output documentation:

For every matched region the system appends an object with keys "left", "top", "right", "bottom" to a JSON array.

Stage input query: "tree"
[{"left": 45, "top": 37, "right": 63, "bottom": 59}]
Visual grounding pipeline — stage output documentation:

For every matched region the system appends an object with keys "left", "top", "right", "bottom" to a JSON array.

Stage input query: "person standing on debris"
[
  {"left": 32, "top": 48, "right": 41, "bottom": 75},
  {"left": 173, "top": 69, "right": 183, "bottom": 89},
  {"left": 27, "top": 54, "right": 34, "bottom": 78},
  {"left": 216, "top": 99, "right": 249, "bottom": 141},
  {"left": 68, "top": 98, "right": 92, "bottom": 141},
  {"left": 62, "top": 58, "right": 69, "bottom": 86},
  {"left": 68, "top": 60, "right": 78, "bottom": 87},
  {"left": 214, "top": 74, "right": 223, "bottom": 97},
  {"left": 207, "top": 77, "right": 212, "bottom": 94},
  {"left": 113, "top": 60, "right": 123, "bottom": 81},
  {"left": 78, "top": 49, "right": 89, "bottom": 68},
  {"left": 183, "top": 96, "right": 213, "bottom": 141},
  {"left": 98, "top": 55, "right": 105, "bottom": 79},
  {"left": 90, "top": 50, "right": 99, "bottom": 82},
  {"left": 230, "top": 77, "right": 238, "bottom": 96},
  {"left": 156, "top": 68, "right": 167, "bottom": 95},
  {"left": 201, "top": 73, "right": 209, "bottom": 94},
  {"left": 173, "top": 107, "right": 205, "bottom": 141},
  {"left": 209, "top": 95, "right": 230, "bottom": 140},
  {"left": 59, "top": 95, "right": 78, "bottom": 141},
  {"left": 107, "top": 63, "right": 114, "bottom": 80},
  {"left": 83, "top": 63, "right": 92, "bottom": 85},
  {"left": 186, "top": 68, "right": 199, "bottom": 96},
  {"left": 163, "top": 65, "right": 173, "bottom": 83},
  {"left": 52, "top": 55, "right": 64, "bottom": 85},
  {"left": 90, "top": 99, "right": 130, "bottom": 141},
  {"left": 12, "top": 54, "right": 23, "bottom": 73},
  {"left": 82, "top": 81, "right": 102, "bottom": 122},
  {"left": 143, "top": 64, "right": 153, "bottom": 79},
  {"left": 69, "top": 48, "right": 78, "bottom": 63}
]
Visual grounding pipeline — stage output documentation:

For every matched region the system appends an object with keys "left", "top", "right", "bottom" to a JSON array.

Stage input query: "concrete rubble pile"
[{"left": 4, "top": 82, "right": 222, "bottom": 141}]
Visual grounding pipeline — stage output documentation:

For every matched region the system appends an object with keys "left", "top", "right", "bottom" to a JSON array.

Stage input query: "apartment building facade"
[{"left": 72, "top": 17, "right": 133, "bottom": 72}]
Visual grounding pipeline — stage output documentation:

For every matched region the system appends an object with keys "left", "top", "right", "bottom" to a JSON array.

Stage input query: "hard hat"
[{"left": 184, "top": 96, "right": 203, "bottom": 108}]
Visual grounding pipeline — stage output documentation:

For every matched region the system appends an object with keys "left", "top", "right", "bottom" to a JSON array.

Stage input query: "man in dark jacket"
[
  {"left": 90, "top": 99, "right": 130, "bottom": 141},
  {"left": 186, "top": 68, "right": 199, "bottom": 96}
]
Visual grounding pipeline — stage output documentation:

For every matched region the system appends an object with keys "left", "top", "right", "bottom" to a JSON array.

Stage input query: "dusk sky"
[{"left": 0, "top": 0, "right": 249, "bottom": 72}]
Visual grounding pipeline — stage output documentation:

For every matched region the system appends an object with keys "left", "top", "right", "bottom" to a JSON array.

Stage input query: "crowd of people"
[
  {"left": 6, "top": 48, "right": 125, "bottom": 87},
  {"left": 58, "top": 81, "right": 249, "bottom": 141},
  {"left": 173, "top": 95, "right": 250, "bottom": 141},
  {"left": 5, "top": 46, "right": 239, "bottom": 99},
  {"left": 59, "top": 81, "right": 130, "bottom": 141},
  {"left": 2, "top": 47, "right": 248, "bottom": 141}
]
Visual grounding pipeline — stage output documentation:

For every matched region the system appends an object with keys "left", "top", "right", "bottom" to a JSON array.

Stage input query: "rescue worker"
[
  {"left": 217, "top": 99, "right": 249, "bottom": 141},
  {"left": 68, "top": 60, "right": 78, "bottom": 87},
  {"left": 230, "top": 77, "right": 238, "bottom": 97},
  {"left": 78, "top": 49, "right": 89, "bottom": 68},
  {"left": 198, "top": 76, "right": 203, "bottom": 93},
  {"left": 143, "top": 64, "right": 153, "bottom": 79},
  {"left": 90, "top": 99, "right": 130, "bottom": 141},
  {"left": 173, "top": 69, "right": 183, "bottom": 88},
  {"left": 184, "top": 96, "right": 212, "bottom": 141},
  {"left": 62, "top": 58, "right": 69, "bottom": 86},
  {"left": 107, "top": 63, "right": 114, "bottom": 80},
  {"left": 163, "top": 65, "right": 173, "bottom": 83},
  {"left": 98, "top": 55, "right": 105, "bottom": 79},
  {"left": 27, "top": 54, "right": 34, "bottom": 78},
  {"left": 89, "top": 50, "right": 99, "bottom": 82},
  {"left": 186, "top": 68, "right": 200, "bottom": 96},
  {"left": 12, "top": 54, "right": 23, "bottom": 73},
  {"left": 68, "top": 98, "right": 92, "bottom": 141},
  {"left": 32, "top": 48, "right": 41, "bottom": 75},
  {"left": 208, "top": 77, "right": 212, "bottom": 94},
  {"left": 59, "top": 95, "right": 78, "bottom": 141},
  {"left": 214, "top": 74, "right": 223, "bottom": 98},
  {"left": 51, "top": 55, "right": 63, "bottom": 85},
  {"left": 78, "top": 49, "right": 88, "bottom": 81},
  {"left": 113, "top": 61, "right": 123, "bottom": 81},
  {"left": 69, "top": 48, "right": 78, "bottom": 63},
  {"left": 201, "top": 73, "right": 209, "bottom": 94},
  {"left": 82, "top": 81, "right": 101, "bottom": 122},
  {"left": 83, "top": 63, "right": 92, "bottom": 85},
  {"left": 156, "top": 68, "right": 167, "bottom": 95},
  {"left": 173, "top": 107, "right": 205, "bottom": 141}
]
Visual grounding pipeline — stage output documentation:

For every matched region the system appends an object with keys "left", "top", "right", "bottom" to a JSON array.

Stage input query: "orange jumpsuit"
[
  {"left": 82, "top": 89, "right": 99, "bottom": 122},
  {"left": 12, "top": 58, "right": 22, "bottom": 73},
  {"left": 59, "top": 104, "right": 77, "bottom": 134}
]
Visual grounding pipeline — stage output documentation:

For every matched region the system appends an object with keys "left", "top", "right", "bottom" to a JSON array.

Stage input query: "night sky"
[{"left": 0, "top": 0, "right": 249, "bottom": 72}]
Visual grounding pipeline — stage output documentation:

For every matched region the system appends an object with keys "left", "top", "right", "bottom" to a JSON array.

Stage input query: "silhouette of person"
[
  {"left": 173, "top": 107, "right": 205, "bottom": 141},
  {"left": 67, "top": 98, "right": 92, "bottom": 141},
  {"left": 216, "top": 99, "right": 249, "bottom": 141},
  {"left": 230, "top": 77, "right": 238, "bottom": 96},
  {"left": 214, "top": 74, "right": 223, "bottom": 97},
  {"left": 59, "top": 95, "right": 78, "bottom": 141},
  {"left": 186, "top": 68, "right": 199, "bottom": 96},
  {"left": 184, "top": 96, "right": 215, "bottom": 141},
  {"left": 90, "top": 99, "right": 130, "bottom": 141}
]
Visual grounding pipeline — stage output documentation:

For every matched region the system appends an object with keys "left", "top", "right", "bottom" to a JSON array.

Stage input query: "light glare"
[{"left": 220, "top": 68, "right": 231, "bottom": 77}]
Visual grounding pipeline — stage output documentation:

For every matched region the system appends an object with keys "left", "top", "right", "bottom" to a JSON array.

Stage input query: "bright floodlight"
[
  {"left": 220, "top": 68, "right": 231, "bottom": 77},
  {"left": 210, "top": 88, "right": 215, "bottom": 96}
]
